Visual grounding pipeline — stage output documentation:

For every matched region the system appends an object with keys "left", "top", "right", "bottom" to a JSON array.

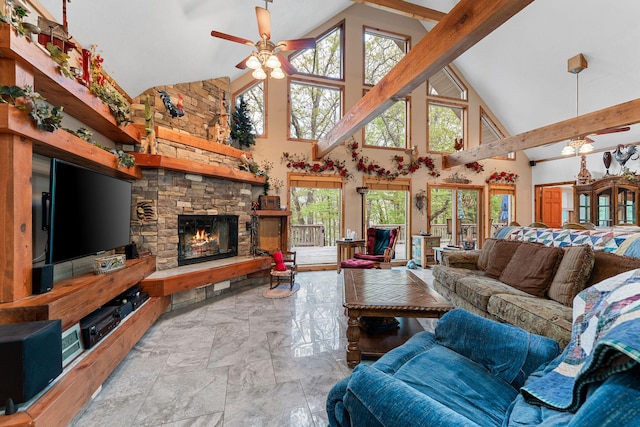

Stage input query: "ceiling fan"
[{"left": 210, "top": 1, "right": 316, "bottom": 80}]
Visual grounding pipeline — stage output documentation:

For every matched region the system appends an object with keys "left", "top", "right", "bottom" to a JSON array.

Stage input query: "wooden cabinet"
[
  {"left": 574, "top": 176, "right": 640, "bottom": 226},
  {"left": 411, "top": 235, "right": 441, "bottom": 267},
  {"left": 256, "top": 210, "right": 291, "bottom": 253}
]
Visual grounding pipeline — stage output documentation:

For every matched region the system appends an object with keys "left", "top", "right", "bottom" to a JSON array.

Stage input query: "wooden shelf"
[
  {"left": 0, "top": 24, "right": 139, "bottom": 144},
  {"left": 0, "top": 104, "right": 142, "bottom": 180},
  {"left": 0, "top": 295, "right": 170, "bottom": 427},
  {"left": 255, "top": 209, "right": 291, "bottom": 217},
  {"left": 133, "top": 153, "right": 266, "bottom": 185},
  {"left": 141, "top": 256, "right": 271, "bottom": 297},
  {"left": 0, "top": 257, "right": 156, "bottom": 330}
]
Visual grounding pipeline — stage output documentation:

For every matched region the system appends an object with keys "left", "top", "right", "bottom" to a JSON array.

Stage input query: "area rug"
[{"left": 263, "top": 282, "right": 301, "bottom": 299}]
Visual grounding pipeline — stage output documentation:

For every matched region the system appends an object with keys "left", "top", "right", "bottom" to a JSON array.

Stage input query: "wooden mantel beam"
[
  {"left": 315, "top": 0, "right": 534, "bottom": 159},
  {"left": 444, "top": 97, "right": 640, "bottom": 167},
  {"left": 351, "top": 0, "right": 446, "bottom": 23}
]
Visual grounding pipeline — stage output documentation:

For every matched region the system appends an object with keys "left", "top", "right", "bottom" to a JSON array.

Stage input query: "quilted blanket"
[{"left": 521, "top": 269, "right": 640, "bottom": 411}]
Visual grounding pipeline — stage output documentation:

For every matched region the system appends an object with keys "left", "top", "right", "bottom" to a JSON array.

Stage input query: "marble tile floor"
[{"left": 70, "top": 268, "right": 436, "bottom": 427}]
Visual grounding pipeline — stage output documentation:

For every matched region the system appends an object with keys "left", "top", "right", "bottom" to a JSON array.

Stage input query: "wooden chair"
[
  {"left": 528, "top": 222, "right": 550, "bottom": 228},
  {"left": 270, "top": 251, "right": 297, "bottom": 290},
  {"left": 562, "top": 222, "right": 589, "bottom": 230},
  {"left": 353, "top": 226, "right": 400, "bottom": 269}
]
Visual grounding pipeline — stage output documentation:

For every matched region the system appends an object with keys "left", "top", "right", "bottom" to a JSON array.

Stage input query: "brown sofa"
[{"left": 432, "top": 238, "right": 640, "bottom": 347}]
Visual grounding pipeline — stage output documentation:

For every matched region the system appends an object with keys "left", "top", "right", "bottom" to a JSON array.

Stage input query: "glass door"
[
  {"left": 596, "top": 189, "right": 612, "bottom": 227},
  {"left": 428, "top": 185, "right": 483, "bottom": 247},
  {"left": 617, "top": 187, "right": 636, "bottom": 225}
]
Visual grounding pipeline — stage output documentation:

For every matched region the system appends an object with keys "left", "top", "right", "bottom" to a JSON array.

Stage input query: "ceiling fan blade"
[
  {"left": 277, "top": 38, "right": 316, "bottom": 51},
  {"left": 235, "top": 55, "right": 252, "bottom": 70},
  {"left": 211, "top": 31, "right": 255, "bottom": 47},
  {"left": 256, "top": 6, "right": 271, "bottom": 40},
  {"left": 594, "top": 126, "right": 631, "bottom": 135},
  {"left": 585, "top": 136, "right": 595, "bottom": 143},
  {"left": 276, "top": 54, "right": 298, "bottom": 75}
]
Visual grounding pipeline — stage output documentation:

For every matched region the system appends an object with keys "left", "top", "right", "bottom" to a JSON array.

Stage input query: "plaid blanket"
[{"left": 521, "top": 269, "right": 640, "bottom": 411}]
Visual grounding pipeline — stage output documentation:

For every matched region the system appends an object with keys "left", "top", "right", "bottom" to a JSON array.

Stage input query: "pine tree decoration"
[{"left": 231, "top": 96, "right": 256, "bottom": 148}]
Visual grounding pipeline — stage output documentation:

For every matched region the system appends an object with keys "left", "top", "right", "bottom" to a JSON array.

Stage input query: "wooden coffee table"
[{"left": 342, "top": 269, "right": 453, "bottom": 368}]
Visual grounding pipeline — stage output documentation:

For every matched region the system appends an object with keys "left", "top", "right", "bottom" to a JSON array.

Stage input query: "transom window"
[
  {"left": 364, "top": 27, "right": 409, "bottom": 86},
  {"left": 289, "top": 80, "right": 343, "bottom": 141},
  {"left": 234, "top": 81, "right": 265, "bottom": 136},
  {"left": 428, "top": 67, "right": 467, "bottom": 100},
  {"left": 289, "top": 22, "right": 343, "bottom": 80},
  {"left": 364, "top": 94, "right": 409, "bottom": 149},
  {"left": 481, "top": 107, "right": 514, "bottom": 160}
]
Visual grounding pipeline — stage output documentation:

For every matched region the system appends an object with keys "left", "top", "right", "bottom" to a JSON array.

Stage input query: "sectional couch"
[{"left": 432, "top": 226, "right": 640, "bottom": 347}]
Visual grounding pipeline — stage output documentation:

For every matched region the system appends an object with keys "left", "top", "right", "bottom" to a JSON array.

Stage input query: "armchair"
[{"left": 353, "top": 227, "right": 400, "bottom": 268}]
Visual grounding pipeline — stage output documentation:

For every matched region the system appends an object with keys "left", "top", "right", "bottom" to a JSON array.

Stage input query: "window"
[
  {"left": 363, "top": 95, "right": 409, "bottom": 149},
  {"left": 289, "top": 22, "right": 343, "bottom": 80},
  {"left": 481, "top": 107, "right": 514, "bottom": 160},
  {"left": 363, "top": 178, "right": 410, "bottom": 259},
  {"left": 234, "top": 81, "right": 265, "bottom": 136},
  {"left": 428, "top": 67, "right": 467, "bottom": 100},
  {"left": 428, "top": 184, "right": 483, "bottom": 247},
  {"left": 489, "top": 184, "right": 516, "bottom": 236},
  {"left": 364, "top": 28, "right": 409, "bottom": 86},
  {"left": 289, "top": 80, "right": 342, "bottom": 141},
  {"left": 428, "top": 102, "right": 465, "bottom": 153}
]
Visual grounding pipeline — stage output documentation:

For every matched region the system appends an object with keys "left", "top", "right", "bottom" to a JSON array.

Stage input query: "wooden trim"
[
  {"left": 132, "top": 153, "right": 266, "bottom": 185},
  {"left": 141, "top": 256, "right": 272, "bottom": 297},
  {"left": 446, "top": 98, "right": 640, "bottom": 167},
  {"left": 315, "top": 0, "right": 534, "bottom": 158},
  {"left": 255, "top": 210, "right": 292, "bottom": 217},
  {"left": 352, "top": 0, "right": 446, "bottom": 23}
]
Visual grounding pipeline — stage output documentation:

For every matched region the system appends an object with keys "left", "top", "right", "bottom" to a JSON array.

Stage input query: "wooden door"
[{"left": 541, "top": 187, "right": 563, "bottom": 227}]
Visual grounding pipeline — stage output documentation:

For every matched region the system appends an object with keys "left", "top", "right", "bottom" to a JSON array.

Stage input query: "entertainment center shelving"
[{"left": 0, "top": 23, "right": 266, "bottom": 427}]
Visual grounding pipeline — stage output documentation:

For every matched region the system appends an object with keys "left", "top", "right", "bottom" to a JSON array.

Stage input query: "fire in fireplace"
[{"left": 177, "top": 215, "right": 238, "bottom": 266}]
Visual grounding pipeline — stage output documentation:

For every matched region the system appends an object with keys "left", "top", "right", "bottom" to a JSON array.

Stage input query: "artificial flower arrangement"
[
  {"left": 281, "top": 152, "right": 352, "bottom": 179},
  {"left": 465, "top": 161, "right": 484, "bottom": 173},
  {"left": 346, "top": 139, "right": 440, "bottom": 179},
  {"left": 486, "top": 170, "right": 519, "bottom": 184}
]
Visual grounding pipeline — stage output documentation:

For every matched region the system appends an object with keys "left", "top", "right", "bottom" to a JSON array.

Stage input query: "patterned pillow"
[{"left": 547, "top": 245, "right": 595, "bottom": 306}]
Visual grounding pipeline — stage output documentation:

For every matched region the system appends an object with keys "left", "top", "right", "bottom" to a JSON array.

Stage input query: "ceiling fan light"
[
  {"left": 265, "top": 54, "right": 281, "bottom": 69},
  {"left": 252, "top": 67, "right": 267, "bottom": 80},
  {"left": 246, "top": 55, "right": 262, "bottom": 70},
  {"left": 270, "top": 67, "right": 285, "bottom": 79},
  {"left": 579, "top": 142, "right": 594, "bottom": 154},
  {"left": 561, "top": 144, "right": 575, "bottom": 156}
]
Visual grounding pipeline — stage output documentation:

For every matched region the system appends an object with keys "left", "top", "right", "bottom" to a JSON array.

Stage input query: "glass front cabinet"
[{"left": 574, "top": 177, "right": 640, "bottom": 227}]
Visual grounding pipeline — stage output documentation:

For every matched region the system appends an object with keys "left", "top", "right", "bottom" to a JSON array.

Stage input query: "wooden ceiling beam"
[
  {"left": 315, "top": 0, "right": 534, "bottom": 159},
  {"left": 444, "top": 97, "right": 640, "bottom": 167},
  {"left": 351, "top": 0, "right": 446, "bottom": 23}
]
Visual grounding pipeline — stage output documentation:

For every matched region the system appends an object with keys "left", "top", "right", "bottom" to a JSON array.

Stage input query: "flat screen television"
[{"left": 45, "top": 158, "right": 132, "bottom": 264}]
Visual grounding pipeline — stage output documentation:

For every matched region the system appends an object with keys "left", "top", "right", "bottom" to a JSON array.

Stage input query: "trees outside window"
[
  {"left": 289, "top": 23, "right": 343, "bottom": 79},
  {"left": 428, "top": 102, "right": 464, "bottom": 153},
  {"left": 234, "top": 81, "right": 265, "bottom": 136},
  {"left": 364, "top": 28, "right": 409, "bottom": 86},
  {"left": 364, "top": 96, "right": 409, "bottom": 149},
  {"left": 289, "top": 80, "right": 342, "bottom": 141}
]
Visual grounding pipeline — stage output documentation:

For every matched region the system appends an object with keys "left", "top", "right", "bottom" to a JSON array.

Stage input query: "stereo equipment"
[
  {"left": 124, "top": 242, "right": 138, "bottom": 260},
  {"left": 61, "top": 324, "right": 83, "bottom": 367},
  {"left": 32, "top": 264, "right": 54, "bottom": 295},
  {"left": 0, "top": 320, "right": 62, "bottom": 404},
  {"left": 529, "top": 160, "right": 536, "bottom": 166},
  {"left": 80, "top": 307, "right": 120, "bottom": 349}
]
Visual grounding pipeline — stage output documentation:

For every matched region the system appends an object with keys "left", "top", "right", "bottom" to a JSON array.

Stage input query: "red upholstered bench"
[{"left": 339, "top": 258, "right": 376, "bottom": 272}]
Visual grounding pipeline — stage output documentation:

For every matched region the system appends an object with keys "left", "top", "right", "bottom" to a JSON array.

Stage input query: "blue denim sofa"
[{"left": 327, "top": 307, "right": 640, "bottom": 426}]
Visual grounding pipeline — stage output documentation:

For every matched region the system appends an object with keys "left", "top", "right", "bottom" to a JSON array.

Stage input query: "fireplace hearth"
[{"left": 178, "top": 215, "right": 238, "bottom": 266}]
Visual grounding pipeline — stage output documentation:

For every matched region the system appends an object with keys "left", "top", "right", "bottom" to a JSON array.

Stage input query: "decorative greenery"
[
  {"left": 231, "top": 96, "right": 256, "bottom": 148},
  {"left": 65, "top": 127, "right": 135, "bottom": 168},
  {"left": 281, "top": 152, "right": 351, "bottom": 179},
  {"left": 444, "top": 172, "right": 471, "bottom": 184},
  {"left": 46, "top": 43, "right": 75, "bottom": 79},
  {"left": 347, "top": 139, "right": 440, "bottom": 179},
  {"left": 87, "top": 46, "right": 131, "bottom": 126},
  {"left": 0, "top": 85, "right": 64, "bottom": 132},
  {"left": 465, "top": 161, "right": 484, "bottom": 173},
  {"left": 486, "top": 170, "right": 519, "bottom": 184}
]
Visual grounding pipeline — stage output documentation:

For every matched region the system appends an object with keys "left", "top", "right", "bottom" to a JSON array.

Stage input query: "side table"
[
  {"left": 411, "top": 235, "right": 441, "bottom": 267},
  {"left": 336, "top": 239, "right": 366, "bottom": 272}
]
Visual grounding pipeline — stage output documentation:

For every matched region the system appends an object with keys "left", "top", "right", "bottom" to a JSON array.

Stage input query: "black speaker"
[
  {"left": 125, "top": 243, "right": 138, "bottom": 260},
  {"left": 32, "top": 264, "right": 54, "bottom": 295},
  {"left": 529, "top": 160, "right": 536, "bottom": 166},
  {"left": 0, "top": 320, "right": 62, "bottom": 404}
]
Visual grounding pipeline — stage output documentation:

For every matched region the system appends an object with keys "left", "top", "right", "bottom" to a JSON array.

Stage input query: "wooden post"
[{"left": 0, "top": 58, "right": 35, "bottom": 302}]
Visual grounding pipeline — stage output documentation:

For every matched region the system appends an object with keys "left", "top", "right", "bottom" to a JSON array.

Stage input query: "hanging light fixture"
[
  {"left": 562, "top": 54, "right": 593, "bottom": 156},
  {"left": 245, "top": 39, "right": 285, "bottom": 80}
]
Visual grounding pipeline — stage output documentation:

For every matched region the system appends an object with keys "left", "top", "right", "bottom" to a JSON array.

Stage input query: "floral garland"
[
  {"left": 486, "top": 170, "right": 519, "bottom": 184},
  {"left": 281, "top": 152, "right": 352, "bottom": 179},
  {"left": 347, "top": 140, "right": 440, "bottom": 179},
  {"left": 465, "top": 161, "right": 484, "bottom": 173}
]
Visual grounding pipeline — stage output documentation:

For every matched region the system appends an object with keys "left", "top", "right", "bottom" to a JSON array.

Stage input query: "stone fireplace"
[{"left": 177, "top": 214, "right": 238, "bottom": 265}]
